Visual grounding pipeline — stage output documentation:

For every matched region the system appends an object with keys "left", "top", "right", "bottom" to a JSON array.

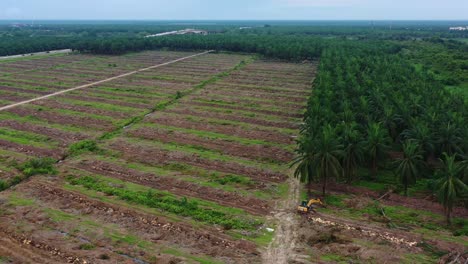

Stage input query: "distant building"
[
  {"left": 449, "top": 26, "right": 468, "bottom": 31},
  {"left": 145, "top": 29, "right": 208, "bottom": 38}
]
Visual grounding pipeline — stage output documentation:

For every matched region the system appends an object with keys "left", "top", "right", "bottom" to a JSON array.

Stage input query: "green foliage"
[
  {"left": 435, "top": 153, "right": 468, "bottom": 224},
  {"left": 68, "top": 140, "right": 99, "bottom": 156},
  {"left": 79, "top": 243, "right": 96, "bottom": 250},
  {"left": 17, "top": 157, "right": 57, "bottom": 177},
  {"left": 0, "top": 180, "right": 7, "bottom": 191},
  {"left": 68, "top": 176, "right": 261, "bottom": 230},
  {"left": 212, "top": 174, "right": 252, "bottom": 186},
  {"left": 395, "top": 140, "right": 426, "bottom": 196}
]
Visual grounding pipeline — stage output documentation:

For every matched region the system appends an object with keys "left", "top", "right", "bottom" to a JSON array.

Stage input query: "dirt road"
[
  {"left": 0, "top": 49, "right": 72, "bottom": 60},
  {"left": 0, "top": 50, "right": 213, "bottom": 112},
  {"left": 262, "top": 177, "right": 310, "bottom": 264}
]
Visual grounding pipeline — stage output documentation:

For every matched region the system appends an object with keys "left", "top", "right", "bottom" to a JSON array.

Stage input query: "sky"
[{"left": 0, "top": 0, "right": 467, "bottom": 21}]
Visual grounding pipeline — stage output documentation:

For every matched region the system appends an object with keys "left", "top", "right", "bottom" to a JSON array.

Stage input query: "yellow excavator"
[{"left": 297, "top": 198, "right": 324, "bottom": 214}]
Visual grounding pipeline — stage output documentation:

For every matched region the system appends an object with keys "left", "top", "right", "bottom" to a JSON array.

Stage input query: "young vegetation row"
[
  {"left": 67, "top": 175, "right": 262, "bottom": 230},
  {"left": 293, "top": 43, "right": 468, "bottom": 224}
]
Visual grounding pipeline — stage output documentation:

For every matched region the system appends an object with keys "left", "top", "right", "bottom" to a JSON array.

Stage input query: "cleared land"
[
  {"left": 0, "top": 51, "right": 465, "bottom": 264},
  {"left": 0, "top": 51, "right": 315, "bottom": 263}
]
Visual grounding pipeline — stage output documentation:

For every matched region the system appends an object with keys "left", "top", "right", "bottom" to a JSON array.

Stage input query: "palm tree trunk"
[
  {"left": 322, "top": 178, "right": 327, "bottom": 196},
  {"left": 446, "top": 210, "right": 452, "bottom": 225},
  {"left": 372, "top": 158, "right": 377, "bottom": 179}
]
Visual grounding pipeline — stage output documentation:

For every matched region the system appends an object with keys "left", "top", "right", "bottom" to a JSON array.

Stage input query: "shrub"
[
  {"left": 18, "top": 157, "right": 57, "bottom": 177},
  {"left": 69, "top": 140, "right": 99, "bottom": 156},
  {"left": 0, "top": 180, "right": 8, "bottom": 191}
]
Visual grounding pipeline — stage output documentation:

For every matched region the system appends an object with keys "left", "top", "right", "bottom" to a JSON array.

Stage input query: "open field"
[
  {"left": 0, "top": 50, "right": 466, "bottom": 264},
  {"left": 0, "top": 50, "right": 316, "bottom": 263}
]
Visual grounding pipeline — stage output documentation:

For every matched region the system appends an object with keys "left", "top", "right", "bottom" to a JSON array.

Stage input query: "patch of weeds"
[
  {"left": 67, "top": 175, "right": 261, "bottom": 230},
  {"left": 321, "top": 253, "right": 347, "bottom": 262},
  {"left": 99, "top": 254, "right": 110, "bottom": 260},
  {"left": 0, "top": 180, "right": 7, "bottom": 191},
  {"left": 68, "top": 140, "right": 99, "bottom": 156},
  {"left": 418, "top": 241, "right": 448, "bottom": 258},
  {"left": 0, "top": 256, "right": 11, "bottom": 263},
  {"left": 211, "top": 174, "right": 253, "bottom": 186},
  {"left": 324, "top": 195, "right": 345, "bottom": 208},
  {"left": 451, "top": 218, "right": 468, "bottom": 236},
  {"left": 79, "top": 243, "right": 96, "bottom": 250},
  {"left": 17, "top": 157, "right": 57, "bottom": 177}
]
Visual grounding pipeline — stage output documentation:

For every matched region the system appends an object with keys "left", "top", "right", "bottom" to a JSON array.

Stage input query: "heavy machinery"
[{"left": 297, "top": 198, "right": 323, "bottom": 214}]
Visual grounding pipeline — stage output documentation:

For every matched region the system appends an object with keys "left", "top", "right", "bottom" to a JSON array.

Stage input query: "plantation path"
[
  {"left": 0, "top": 50, "right": 213, "bottom": 112},
  {"left": 262, "top": 177, "right": 310, "bottom": 264}
]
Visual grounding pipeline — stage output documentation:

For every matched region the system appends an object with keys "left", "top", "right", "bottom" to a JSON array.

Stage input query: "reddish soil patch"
[
  {"left": 68, "top": 159, "right": 270, "bottom": 215},
  {"left": 129, "top": 126, "right": 293, "bottom": 162},
  {"left": 7, "top": 107, "right": 115, "bottom": 132},
  {"left": 208, "top": 88, "right": 306, "bottom": 103},
  {"left": 191, "top": 94, "right": 304, "bottom": 111},
  {"left": 147, "top": 114, "right": 294, "bottom": 145},
  {"left": 0, "top": 139, "right": 63, "bottom": 159},
  {"left": 0, "top": 85, "right": 55, "bottom": 96},
  {"left": 214, "top": 82, "right": 310, "bottom": 96},
  {"left": 32, "top": 99, "right": 132, "bottom": 120},
  {"left": 165, "top": 107, "right": 297, "bottom": 129},
  {"left": 186, "top": 101, "right": 303, "bottom": 119},
  {"left": 61, "top": 94, "right": 148, "bottom": 110},
  {"left": 109, "top": 140, "right": 286, "bottom": 183}
]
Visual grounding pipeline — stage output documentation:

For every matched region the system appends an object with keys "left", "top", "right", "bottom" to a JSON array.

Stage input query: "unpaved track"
[
  {"left": 262, "top": 177, "right": 310, "bottom": 264},
  {"left": 0, "top": 50, "right": 213, "bottom": 112}
]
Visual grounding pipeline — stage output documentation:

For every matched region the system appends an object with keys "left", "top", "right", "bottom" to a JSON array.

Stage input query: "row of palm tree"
[{"left": 294, "top": 45, "right": 467, "bottom": 224}]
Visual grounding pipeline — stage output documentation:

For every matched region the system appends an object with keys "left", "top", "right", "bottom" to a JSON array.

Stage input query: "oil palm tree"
[
  {"left": 311, "top": 125, "right": 343, "bottom": 196},
  {"left": 435, "top": 153, "right": 467, "bottom": 225},
  {"left": 291, "top": 138, "right": 316, "bottom": 197},
  {"left": 341, "top": 123, "right": 365, "bottom": 183},
  {"left": 395, "top": 140, "right": 426, "bottom": 196},
  {"left": 364, "top": 122, "right": 390, "bottom": 179},
  {"left": 402, "top": 121, "right": 435, "bottom": 162}
]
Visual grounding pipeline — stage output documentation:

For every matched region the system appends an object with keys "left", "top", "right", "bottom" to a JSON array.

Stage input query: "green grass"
[
  {"left": 66, "top": 174, "right": 262, "bottom": 230},
  {"left": 131, "top": 122, "right": 288, "bottom": 149},
  {"left": 7, "top": 194, "right": 36, "bottom": 207},
  {"left": 119, "top": 137, "right": 285, "bottom": 171},
  {"left": 321, "top": 253, "right": 350, "bottom": 263},
  {"left": 0, "top": 127, "right": 59, "bottom": 149}
]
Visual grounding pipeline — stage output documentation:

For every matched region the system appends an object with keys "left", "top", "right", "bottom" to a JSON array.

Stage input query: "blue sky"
[{"left": 1, "top": 0, "right": 467, "bottom": 20}]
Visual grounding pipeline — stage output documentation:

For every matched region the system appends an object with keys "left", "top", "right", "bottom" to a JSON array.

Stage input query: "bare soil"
[
  {"left": 146, "top": 113, "right": 295, "bottom": 145},
  {"left": 66, "top": 159, "right": 271, "bottom": 215},
  {"left": 128, "top": 126, "right": 293, "bottom": 162},
  {"left": 109, "top": 140, "right": 287, "bottom": 183}
]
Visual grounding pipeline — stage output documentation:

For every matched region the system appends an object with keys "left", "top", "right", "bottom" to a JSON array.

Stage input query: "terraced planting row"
[
  {"left": 0, "top": 52, "right": 316, "bottom": 263},
  {"left": 0, "top": 51, "right": 196, "bottom": 107}
]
